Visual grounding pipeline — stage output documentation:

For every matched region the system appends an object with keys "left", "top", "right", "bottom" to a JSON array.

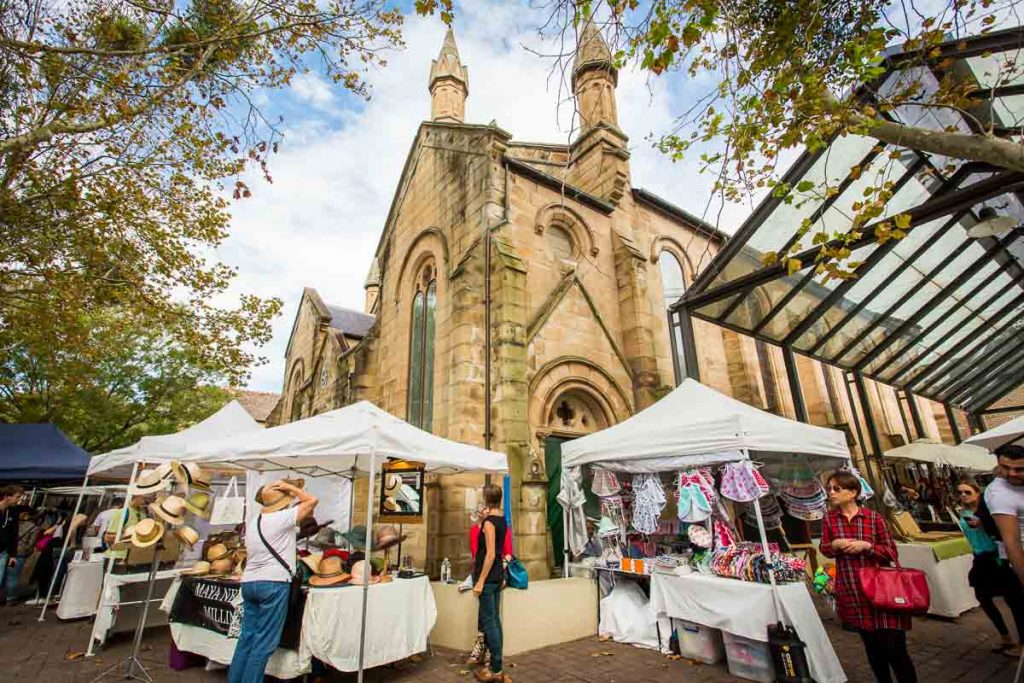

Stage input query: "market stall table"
[
  {"left": 649, "top": 572, "right": 846, "bottom": 683},
  {"left": 90, "top": 568, "right": 182, "bottom": 647},
  {"left": 57, "top": 559, "right": 104, "bottom": 620},
  {"left": 897, "top": 541, "right": 978, "bottom": 618}
]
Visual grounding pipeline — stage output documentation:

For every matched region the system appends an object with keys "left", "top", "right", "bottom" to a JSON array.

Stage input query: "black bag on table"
[
  {"left": 256, "top": 515, "right": 306, "bottom": 651},
  {"left": 767, "top": 621, "right": 812, "bottom": 682}
]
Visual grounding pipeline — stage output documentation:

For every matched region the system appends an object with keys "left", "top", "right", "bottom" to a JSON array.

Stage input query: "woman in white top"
[{"left": 228, "top": 480, "right": 317, "bottom": 683}]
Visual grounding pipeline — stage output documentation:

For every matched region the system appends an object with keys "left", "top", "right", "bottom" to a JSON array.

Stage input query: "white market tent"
[
  {"left": 561, "top": 378, "right": 850, "bottom": 472},
  {"left": 884, "top": 438, "right": 996, "bottom": 473},
  {"left": 88, "top": 400, "right": 262, "bottom": 476},
  {"left": 965, "top": 414, "right": 1024, "bottom": 451},
  {"left": 179, "top": 400, "right": 507, "bottom": 682}
]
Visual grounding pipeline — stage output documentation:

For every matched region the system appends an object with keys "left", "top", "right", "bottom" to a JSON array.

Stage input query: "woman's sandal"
[{"left": 474, "top": 669, "right": 511, "bottom": 682}]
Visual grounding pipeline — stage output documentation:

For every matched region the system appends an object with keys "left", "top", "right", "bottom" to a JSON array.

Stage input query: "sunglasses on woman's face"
[
  {"left": 957, "top": 489, "right": 974, "bottom": 496},
  {"left": 827, "top": 485, "right": 847, "bottom": 493}
]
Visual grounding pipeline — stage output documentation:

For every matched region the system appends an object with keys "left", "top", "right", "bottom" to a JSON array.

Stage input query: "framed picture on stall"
[{"left": 379, "top": 460, "right": 425, "bottom": 524}]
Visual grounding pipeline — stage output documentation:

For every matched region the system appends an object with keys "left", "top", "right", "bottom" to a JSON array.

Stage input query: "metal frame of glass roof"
[{"left": 671, "top": 28, "right": 1024, "bottom": 418}]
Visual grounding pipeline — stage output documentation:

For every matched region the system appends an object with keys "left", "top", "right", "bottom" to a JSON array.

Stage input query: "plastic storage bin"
[
  {"left": 723, "top": 631, "right": 777, "bottom": 682},
  {"left": 676, "top": 620, "right": 724, "bottom": 664}
]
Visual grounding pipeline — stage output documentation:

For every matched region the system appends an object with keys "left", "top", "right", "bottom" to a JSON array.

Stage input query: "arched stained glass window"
[
  {"left": 408, "top": 267, "right": 437, "bottom": 431},
  {"left": 658, "top": 251, "right": 687, "bottom": 382}
]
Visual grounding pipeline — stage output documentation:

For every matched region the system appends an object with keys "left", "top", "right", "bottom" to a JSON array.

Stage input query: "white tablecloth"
[
  {"left": 897, "top": 543, "right": 978, "bottom": 618},
  {"left": 90, "top": 568, "right": 183, "bottom": 646},
  {"left": 167, "top": 576, "right": 436, "bottom": 675},
  {"left": 649, "top": 573, "right": 846, "bottom": 683},
  {"left": 303, "top": 576, "right": 437, "bottom": 672},
  {"left": 58, "top": 560, "right": 104, "bottom": 619}
]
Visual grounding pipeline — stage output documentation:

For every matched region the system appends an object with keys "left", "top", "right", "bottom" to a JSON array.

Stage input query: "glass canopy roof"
[{"left": 678, "top": 28, "right": 1024, "bottom": 413}]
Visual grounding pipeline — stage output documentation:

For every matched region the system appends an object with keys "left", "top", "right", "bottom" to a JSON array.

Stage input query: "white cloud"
[{"left": 218, "top": 2, "right": 751, "bottom": 393}]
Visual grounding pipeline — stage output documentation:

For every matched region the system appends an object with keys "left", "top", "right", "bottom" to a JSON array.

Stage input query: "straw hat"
[
  {"left": 130, "top": 518, "right": 165, "bottom": 548},
  {"left": 384, "top": 473, "right": 402, "bottom": 495},
  {"left": 374, "top": 525, "right": 407, "bottom": 551},
  {"left": 182, "top": 491, "right": 214, "bottom": 519},
  {"left": 300, "top": 552, "right": 323, "bottom": 574},
  {"left": 149, "top": 495, "right": 187, "bottom": 526},
  {"left": 349, "top": 560, "right": 379, "bottom": 585},
  {"left": 209, "top": 557, "right": 235, "bottom": 576},
  {"left": 232, "top": 547, "right": 247, "bottom": 566},
  {"left": 175, "top": 526, "right": 200, "bottom": 550},
  {"left": 205, "top": 542, "right": 232, "bottom": 561},
  {"left": 132, "top": 464, "right": 173, "bottom": 494},
  {"left": 255, "top": 478, "right": 305, "bottom": 513},
  {"left": 172, "top": 462, "right": 212, "bottom": 492},
  {"left": 182, "top": 560, "right": 211, "bottom": 576},
  {"left": 309, "top": 554, "right": 352, "bottom": 587}
]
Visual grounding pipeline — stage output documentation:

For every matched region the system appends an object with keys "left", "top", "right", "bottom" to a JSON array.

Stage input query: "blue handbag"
[{"left": 505, "top": 556, "right": 528, "bottom": 589}]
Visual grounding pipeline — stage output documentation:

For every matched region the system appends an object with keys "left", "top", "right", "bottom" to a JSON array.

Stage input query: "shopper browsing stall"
[
  {"left": 228, "top": 479, "right": 317, "bottom": 683},
  {"left": 473, "top": 484, "right": 509, "bottom": 683},
  {"left": 820, "top": 470, "right": 917, "bottom": 683}
]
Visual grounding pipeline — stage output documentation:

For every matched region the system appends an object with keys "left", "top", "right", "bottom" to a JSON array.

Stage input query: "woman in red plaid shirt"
[{"left": 820, "top": 470, "right": 917, "bottom": 683}]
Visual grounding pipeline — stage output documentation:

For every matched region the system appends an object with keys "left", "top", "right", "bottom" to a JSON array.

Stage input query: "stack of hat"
[
  {"left": 203, "top": 542, "right": 237, "bottom": 577},
  {"left": 305, "top": 548, "right": 353, "bottom": 587},
  {"left": 778, "top": 480, "right": 827, "bottom": 521}
]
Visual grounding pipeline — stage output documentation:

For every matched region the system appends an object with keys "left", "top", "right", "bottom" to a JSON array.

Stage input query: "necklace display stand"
[{"left": 91, "top": 546, "right": 163, "bottom": 682}]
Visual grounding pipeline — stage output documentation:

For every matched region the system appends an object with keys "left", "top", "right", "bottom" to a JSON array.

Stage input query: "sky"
[{"left": 219, "top": 0, "right": 756, "bottom": 393}]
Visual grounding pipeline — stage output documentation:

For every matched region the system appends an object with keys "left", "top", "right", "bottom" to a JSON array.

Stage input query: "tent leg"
[
  {"left": 752, "top": 493, "right": 784, "bottom": 624},
  {"left": 357, "top": 451, "right": 376, "bottom": 683},
  {"left": 39, "top": 475, "right": 89, "bottom": 621},
  {"left": 562, "top": 508, "right": 569, "bottom": 578},
  {"left": 87, "top": 461, "right": 140, "bottom": 657}
]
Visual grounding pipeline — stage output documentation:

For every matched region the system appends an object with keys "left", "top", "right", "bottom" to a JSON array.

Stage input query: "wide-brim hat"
[
  {"left": 384, "top": 473, "right": 402, "bottom": 494},
  {"left": 298, "top": 516, "right": 332, "bottom": 540},
  {"left": 373, "top": 525, "right": 407, "bottom": 551},
  {"left": 206, "top": 542, "right": 232, "bottom": 561},
  {"left": 208, "top": 557, "right": 235, "bottom": 576},
  {"left": 130, "top": 518, "right": 165, "bottom": 548},
  {"left": 341, "top": 525, "right": 373, "bottom": 550},
  {"left": 132, "top": 463, "right": 173, "bottom": 494},
  {"left": 309, "top": 555, "right": 352, "bottom": 586},
  {"left": 310, "top": 527, "right": 339, "bottom": 548},
  {"left": 255, "top": 478, "right": 305, "bottom": 513},
  {"left": 175, "top": 525, "right": 200, "bottom": 550},
  {"left": 173, "top": 462, "right": 212, "bottom": 492},
  {"left": 182, "top": 560, "right": 211, "bottom": 576},
  {"left": 300, "top": 552, "right": 323, "bottom": 574},
  {"left": 349, "top": 560, "right": 379, "bottom": 585},
  {"left": 183, "top": 491, "right": 213, "bottom": 519},
  {"left": 150, "top": 495, "right": 187, "bottom": 526}
]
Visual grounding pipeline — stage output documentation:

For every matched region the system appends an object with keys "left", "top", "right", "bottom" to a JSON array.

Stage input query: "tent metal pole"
[
  {"left": 38, "top": 475, "right": 90, "bottom": 621},
  {"left": 751, "top": 469, "right": 785, "bottom": 624},
  {"left": 86, "top": 461, "right": 139, "bottom": 658},
  {"left": 562, "top": 507, "right": 569, "bottom": 578},
  {"left": 357, "top": 449, "right": 376, "bottom": 683}
]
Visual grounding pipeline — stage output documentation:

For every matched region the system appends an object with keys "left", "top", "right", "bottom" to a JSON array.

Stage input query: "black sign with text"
[{"left": 169, "top": 577, "right": 243, "bottom": 637}]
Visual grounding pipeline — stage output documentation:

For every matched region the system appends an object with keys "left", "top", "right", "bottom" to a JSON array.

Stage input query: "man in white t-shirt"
[
  {"left": 984, "top": 444, "right": 1024, "bottom": 585},
  {"left": 228, "top": 480, "right": 317, "bottom": 683}
]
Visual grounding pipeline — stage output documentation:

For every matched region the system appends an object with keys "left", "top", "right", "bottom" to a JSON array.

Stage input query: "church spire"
[
  {"left": 572, "top": 19, "right": 619, "bottom": 133},
  {"left": 429, "top": 28, "right": 468, "bottom": 123}
]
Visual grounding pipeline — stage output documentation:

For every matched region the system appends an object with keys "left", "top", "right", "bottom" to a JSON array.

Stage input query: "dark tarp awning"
[
  {"left": 0, "top": 424, "right": 90, "bottom": 481},
  {"left": 676, "top": 28, "right": 1024, "bottom": 414}
]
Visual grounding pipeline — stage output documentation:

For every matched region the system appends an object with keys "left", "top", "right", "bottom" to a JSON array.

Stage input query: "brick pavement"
[{"left": 0, "top": 600, "right": 1019, "bottom": 682}]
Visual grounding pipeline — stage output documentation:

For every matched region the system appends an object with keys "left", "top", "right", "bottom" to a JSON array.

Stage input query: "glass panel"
[
  {"left": 693, "top": 291, "right": 745, "bottom": 322},
  {"left": 408, "top": 291, "right": 426, "bottom": 428},
  {"left": 422, "top": 283, "right": 437, "bottom": 433},
  {"left": 659, "top": 252, "right": 686, "bottom": 308},
  {"left": 967, "top": 51, "right": 1024, "bottom": 89},
  {"left": 994, "top": 95, "right": 1024, "bottom": 129}
]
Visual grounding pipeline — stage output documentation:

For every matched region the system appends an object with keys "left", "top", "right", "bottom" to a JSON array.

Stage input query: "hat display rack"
[{"left": 91, "top": 460, "right": 216, "bottom": 683}]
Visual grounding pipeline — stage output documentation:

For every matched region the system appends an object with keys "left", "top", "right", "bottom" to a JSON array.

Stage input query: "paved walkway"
[{"left": 0, "top": 600, "right": 1019, "bottom": 681}]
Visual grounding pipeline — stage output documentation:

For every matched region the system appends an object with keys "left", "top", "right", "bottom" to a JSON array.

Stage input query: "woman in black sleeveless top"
[{"left": 472, "top": 484, "right": 510, "bottom": 682}]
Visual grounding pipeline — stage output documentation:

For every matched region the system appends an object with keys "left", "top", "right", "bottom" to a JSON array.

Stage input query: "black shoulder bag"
[{"left": 256, "top": 515, "right": 306, "bottom": 651}]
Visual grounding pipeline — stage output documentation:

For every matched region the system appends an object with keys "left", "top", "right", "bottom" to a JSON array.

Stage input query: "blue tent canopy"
[{"left": 0, "top": 424, "right": 91, "bottom": 481}]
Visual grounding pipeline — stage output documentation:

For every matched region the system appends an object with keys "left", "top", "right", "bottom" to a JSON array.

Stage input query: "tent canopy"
[
  {"left": 44, "top": 484, "right": 128, "bottom": 497},
  {"left": 180, "top": 401, "right": 508, "bottom": 476},
  {"left": 88, "top": 400, "right": 261, "bottom": 475},
  {"left": 884, "top": 438, "right": 996, "bottom": 473},
  {"left": 0, "top": 424, "right": 91, "bottom": 481},
  {"left": 965, "top": 415, "right": 1024, "bottom": 451},
  {"left": 561, "top": 379, "right": 850, "bottom": 472}
]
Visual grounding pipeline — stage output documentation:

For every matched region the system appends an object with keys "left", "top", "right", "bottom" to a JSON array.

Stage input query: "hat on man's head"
[{"left": 255, "top": 478, "right": 306, "bottom": 513}]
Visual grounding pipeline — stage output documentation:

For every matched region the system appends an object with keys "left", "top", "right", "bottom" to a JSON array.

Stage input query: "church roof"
[
  {"left": 326, "top": 304, "right": 375, "bottom": 339},
  {"left": 228, "top": 389, "right": 280, "bottom": 424},
  {"left": 429, "top": 28, "right": 468, "bottom": 91}
]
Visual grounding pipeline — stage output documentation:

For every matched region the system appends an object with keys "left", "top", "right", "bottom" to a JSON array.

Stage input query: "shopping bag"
[
  {"left": 857, "top": 562, "right": 931, "bottom": 614},
  {"left": 504, "top": 556, "right": 528, "bottom": 589},
  {"left": 209, "top": 477, "right": 244, "bottom": 526},
  {"left": 767, "top": 622, "right": 812, "bottom": 682}
]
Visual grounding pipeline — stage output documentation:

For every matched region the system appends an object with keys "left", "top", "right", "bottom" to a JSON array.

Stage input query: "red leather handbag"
[{"left": 857, "top": 561, "right": 931, "bottom": 614}]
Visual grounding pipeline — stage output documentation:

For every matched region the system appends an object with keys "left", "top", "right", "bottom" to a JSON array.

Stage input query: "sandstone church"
[{"left": 266, "top": 26, "right": 957, "bottom": 578}]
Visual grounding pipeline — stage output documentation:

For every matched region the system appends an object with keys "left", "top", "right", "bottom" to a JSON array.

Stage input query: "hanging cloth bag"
[
  {"left": 504, "top": 556, "right": 529, "bottom": 590},
  {"left": 256, "top": 514, "right": 306, "bottom": 650},
  {"left": 210, "top": 476, "right": 245, "bottom": 526}
]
